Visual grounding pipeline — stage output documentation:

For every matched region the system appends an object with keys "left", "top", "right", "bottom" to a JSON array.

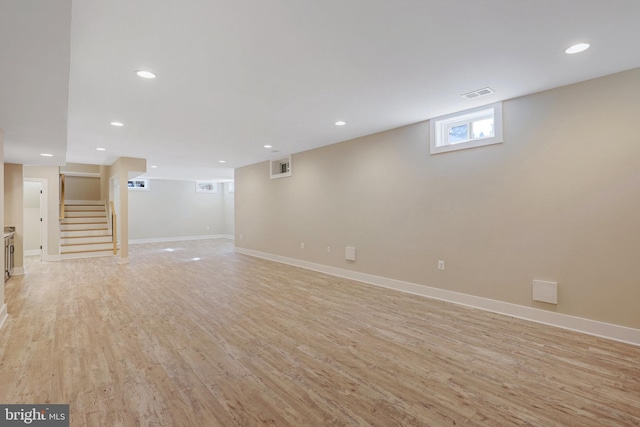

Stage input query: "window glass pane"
[
  {"left": 471, "top": 118, "right": 494, "bottom": 139},
  {"left": 448, "top": 124, "right": 469, "bottom": 144}
]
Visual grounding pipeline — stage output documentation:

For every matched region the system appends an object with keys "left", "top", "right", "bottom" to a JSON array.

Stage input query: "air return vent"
[{"left": 461, "top": 87, "right": 495, "bottom": 100}]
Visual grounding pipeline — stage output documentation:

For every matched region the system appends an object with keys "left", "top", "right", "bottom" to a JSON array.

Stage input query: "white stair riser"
[
  {"left": 61, "top": 243, "right": 114, "bottom": 253},
  {"left": 60, "top": 230, "right": 111, "bottom": 238},
  {"left": 60, "top": 202, "right": 116, "bottom": 258},
  {"left": 61, "top": 217, "right": 108, "bottom": 224},
  {"left": 61, "top": 236, "right": 113, "bottom": 245},
  {"left": 65, "top": 205, "right": 105, "bottom": 211},
  {"left": 61, "top": 223, "right": 108, "bottom": 231},
  {"left": 65, "top": 200, "right": 105, "bottom": 205},
  {"left": 64, "top": 211, "right": 107, "bottom": 218}
]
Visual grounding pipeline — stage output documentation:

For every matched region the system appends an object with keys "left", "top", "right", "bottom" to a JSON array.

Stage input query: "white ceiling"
[{"left": 2, "top": 0, "right": 640, "bottom": 181}]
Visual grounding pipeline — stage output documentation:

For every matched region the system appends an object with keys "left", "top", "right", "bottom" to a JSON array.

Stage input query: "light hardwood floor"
[{"left": 0, "top": 239, "right": 638, "bottom": 426}]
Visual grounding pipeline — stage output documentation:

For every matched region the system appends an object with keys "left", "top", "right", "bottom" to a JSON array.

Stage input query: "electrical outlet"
[
  {"left": 239, "top": 234, "right": 243, "bottom": 240},
  {"left": 438, "top": 260, "right": 445, "bottom": 270},
  {"left": 327, "top": 246, "right": 331, "bottom": 253},
  {"left": 301, "top": 242, "right": 305, "bottom": 249}
]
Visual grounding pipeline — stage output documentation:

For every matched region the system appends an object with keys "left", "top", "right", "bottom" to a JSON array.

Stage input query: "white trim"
[
  {"left": 116, "top": 257, "right": 130, "bottom": 265},
  {"left": 65, "top": 199, "right": 105, "bottom": 205},
  {"left": 129, "top": 235, "right": 234, "bottom": 244},
  {"left": 60, "top": 171, "right": 101, "bottom": 178},
  {"left": 11, "top": 266, "right": 25, "bottom": 276},
  {"left": 430, "top": 102, "right": 503, "bottom": 154},
  {"left": 42, "top": 254, "right": 61, "bottom": 262},
  {"left": 24, "top": 250, "right": 40, "bottom": 257},
  {"left": 0, "top": 304, "right": 7, "bottom": 331},
  {"left": 195, "top": 181, "right": 218, "bottom": 193},
  {"left": 128, "top": 179, "right": 149, "bottom": 191},
  {"left": 24, "top": 177, "right": 48, "bottom": 260},
  {"left": 234, "top": 247, "right": 640, "bottom": 347}
]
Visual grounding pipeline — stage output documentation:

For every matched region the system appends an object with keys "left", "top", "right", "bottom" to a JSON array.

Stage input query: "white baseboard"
[
  {"left": 129, "top": 235, "right": 234, "bottom": 244},
  {"left": 116, "top": 257, "right": 130, "bottom": 265},
  {"left": 235, "top": 247, "right": 640, "bottom": 347},
  {"left": 11, "top": 266, "right": 25, "bottom": 276},
  {"left": 0, "top": 304, "right": 7, "bottom": 331},
  {"left": 24, "top": 250, "right": 40, "bottom": 257},
  {"left": 42, "top": 254, "right": 61, "bottom": 262}
]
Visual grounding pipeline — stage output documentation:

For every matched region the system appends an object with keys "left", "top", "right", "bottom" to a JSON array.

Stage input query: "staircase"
[{"left": 60, "top": 201, "right": 116, "bottom": 259}]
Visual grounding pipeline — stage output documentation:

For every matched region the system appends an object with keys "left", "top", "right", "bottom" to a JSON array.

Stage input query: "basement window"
[
  {"left": 128, "top": 179, "right": 149, "bottom": 191},
  {"left": 430, "top": 102, "right": 503, "bottom": 154}
]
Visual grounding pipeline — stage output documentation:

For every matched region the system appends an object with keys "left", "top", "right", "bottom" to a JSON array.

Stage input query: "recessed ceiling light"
[
  {"left": 40, "top": 153, "right": 53, "bottom": 157},
  {"left": 136, "top": 70, "right": 156, "bottom": 79},
  {"left": 335, "top": 121, "right": 346, "bottom": 126},
  {"left": 96, "top": 147, "right": 106, "bottom": 151},
  {"left": 565, "top": 43, "right": 590, "bottom": 54},
  {"left": 264, "top": 145, "right": 272, "bottom": 148},
  {"left": 151, "top": 165, "right": 158, "bottom": 168},
  {"left": 218, "top": 160, "right": 226, "bottom": 163},
  {"left": 110, "top": 121, "right": 124, "bottom": 127}
]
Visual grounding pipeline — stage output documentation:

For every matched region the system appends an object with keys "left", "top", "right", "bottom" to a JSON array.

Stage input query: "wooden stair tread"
[
  {"left": 61, "top": 223, "right": 108, "bottom": 226},
  {"left": 62, "top": 228, "right": 108, "bottom": 232}
]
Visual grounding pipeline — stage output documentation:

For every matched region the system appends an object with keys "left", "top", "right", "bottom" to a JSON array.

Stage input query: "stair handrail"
[
  {"left": 110, "top": 201, "right": 117, "bottom": 255},
  {"left": 59, "top": 173, "right": 65, "bottom": 220}
]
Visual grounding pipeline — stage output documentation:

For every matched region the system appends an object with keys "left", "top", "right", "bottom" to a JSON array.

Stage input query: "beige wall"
[
  {"left": 61, "top": 163, "right": 100, "bottom": 174},
  {"left": 23, "top": 166, "right": 60, "bottom": 258},
  {"left": 64, "top": 176, "right": 101, "bottom": 200},
  {"left": 106, "top": 157, "right": 146, "bottom": 261},
  {"left": 4, "top": 163, "right": 24, "bottom": 271},
  {"left": 235, "top": 68, "right": 640, "bottom": 330},
  {"left": 100, "top": 165, "right": 109, "bottom": 201}
]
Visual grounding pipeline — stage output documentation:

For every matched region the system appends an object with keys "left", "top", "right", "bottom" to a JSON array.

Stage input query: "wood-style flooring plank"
[{"left": 0, "top": 239, "right": 639, "bottom": 426}]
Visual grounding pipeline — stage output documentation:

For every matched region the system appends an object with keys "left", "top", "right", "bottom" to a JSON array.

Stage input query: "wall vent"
[
  {"left": 461, "top": 87, "right": 495, "bottom": 100},
  {"left": 532, "top": 280, "right": 558, "bottom": 304}
]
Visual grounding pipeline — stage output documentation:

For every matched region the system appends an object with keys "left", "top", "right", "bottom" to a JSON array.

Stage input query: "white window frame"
[
  {"left": 127, "top": 178, "right": 149, "bottom": 191},
  {"left": 430, "top": 102, "right": 503, "bottom": 154},
  {"left": 196, "top": 181, "right": 217, "bottom": 193}
]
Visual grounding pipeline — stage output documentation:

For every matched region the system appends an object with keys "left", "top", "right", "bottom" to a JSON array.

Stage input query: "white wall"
[{"left": 129, "top": 179, "right": 234, "bottom": 241}]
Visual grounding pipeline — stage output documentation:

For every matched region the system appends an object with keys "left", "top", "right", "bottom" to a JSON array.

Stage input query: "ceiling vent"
[{"left": 461, "top": 87, "right": 495, "bottom": 100}]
